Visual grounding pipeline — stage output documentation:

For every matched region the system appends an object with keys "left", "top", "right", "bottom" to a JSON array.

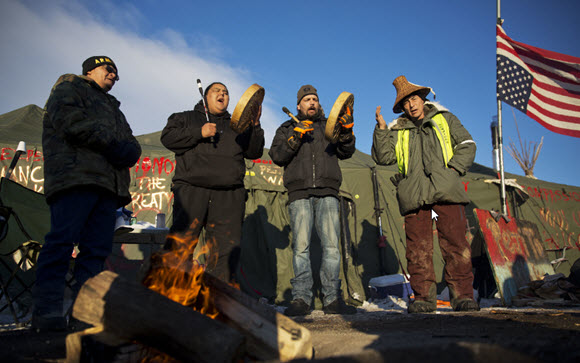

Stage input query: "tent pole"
[{"left": 496, "top": 0, "right": 508, "bottom": 216}]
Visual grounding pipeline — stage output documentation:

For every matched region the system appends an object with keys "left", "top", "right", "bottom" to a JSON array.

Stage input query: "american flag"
[{"left": 496, "top": 25, "right": 580, "bottom": 138}]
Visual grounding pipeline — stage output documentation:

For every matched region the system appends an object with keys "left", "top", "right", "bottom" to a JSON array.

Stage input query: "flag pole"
[{"left": 496, "top": 0, "right": 508, "bottom": 216}]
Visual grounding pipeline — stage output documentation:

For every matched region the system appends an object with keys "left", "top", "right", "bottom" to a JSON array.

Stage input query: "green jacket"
[
  {"left": 372, "top": 102, "right": 476, "bottom": 216},
  {"left": 42, "top": 74, "right": 141, "bottom": 206}
]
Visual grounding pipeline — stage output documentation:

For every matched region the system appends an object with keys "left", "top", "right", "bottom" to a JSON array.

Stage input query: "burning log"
[
  {"left": 143, "top": 250, "right": 313, "bottom": 361},
  {"left": 70, "top": 241, "right": 313, "bottom": 362},
  {"left": 70, "top": 270, "right": 245, "bottom": 363}
]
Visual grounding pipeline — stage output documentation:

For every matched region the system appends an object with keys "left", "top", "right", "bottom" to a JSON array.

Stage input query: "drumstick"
[
  {"left": 197, "top": 78, "right": 215, "bottom": 143},
  {"left": 282, "top": 107, "right": 301, "bottom": 123}
]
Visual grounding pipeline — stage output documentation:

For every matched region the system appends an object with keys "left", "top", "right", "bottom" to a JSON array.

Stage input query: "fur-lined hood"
[{"left": 387, "top": 101, "right": 448, "bottom": 130}]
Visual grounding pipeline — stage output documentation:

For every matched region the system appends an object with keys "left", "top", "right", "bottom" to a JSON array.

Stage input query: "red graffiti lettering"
[
  {"left": 521, "top": 184, "right": 577, "bottom": 203},
  {"left": 164, "top": 158, "right": 175, "bottom": 174},
  {"left": 252, "top": 159, "right": 273, "bottom": 164},
  {"left": 130, "top": 191, "right": 174, "bottom": 213},
  {"left": 0, "top": 148, "right": 32, "bottom": 162},
  {"left": 153, "top": 158, "right": 163, "bottom": 175},
  {"left": 1, "top": 148, "right": 13, "bottom": 161},
  {"left": 25, "top": 149, "right": 43, "bottom": 162},
  {"left": 462, "top": 181, "right": 470, "bottom": 192},
  {"left": 544, "top": 237, "right": 560, "bottom": 250},
  {"left": 141, "top": 157, "right": 152, "bottom": 173},
  {"left": 542, "top": 188, "right": 554, "bottom": 202},
  {"left": 133, "top": 156, "right": 175, "bottom": 176}
]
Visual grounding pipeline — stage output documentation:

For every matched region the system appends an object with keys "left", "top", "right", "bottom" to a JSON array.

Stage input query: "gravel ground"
[{"left": 1, "top": 297, "right": 580, "bottom": 362}]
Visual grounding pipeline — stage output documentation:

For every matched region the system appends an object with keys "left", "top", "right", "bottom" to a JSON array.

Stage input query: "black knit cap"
[
  {"left": 297, "top": 85, "right": 318, "bottom": 104},
  {"left": 82, "top": 56, "right": 118, "bottom": 75}
]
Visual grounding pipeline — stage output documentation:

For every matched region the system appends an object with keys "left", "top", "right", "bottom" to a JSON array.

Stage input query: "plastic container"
[{"left": 368, "top": 274, "right": 412, "bottom": 299}]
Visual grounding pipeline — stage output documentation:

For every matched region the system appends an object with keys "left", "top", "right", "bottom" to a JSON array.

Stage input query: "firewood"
[
  {"left": 71, "top": 270, "right": 245, "bottom": 363},
  {"left": 203, "top": 271, "right": 313, "bottom": 361},
  {"left": 143, "top": 250, "right": 313, "bottom": 361}
]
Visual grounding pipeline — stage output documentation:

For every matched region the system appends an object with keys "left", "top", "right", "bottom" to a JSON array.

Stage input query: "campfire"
[
  {"left": 143, "top": 230, "right": 220, "bottom": 319},
  {"left": 66, "top": 228, "right": 313, "bottom": 362}
]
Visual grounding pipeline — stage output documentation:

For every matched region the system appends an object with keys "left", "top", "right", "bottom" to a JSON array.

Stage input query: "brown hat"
[
  {"left": 392, "top": 76, "right": 432, "bottom": 113},
  {"left": 297, "top": 85, "right": 318, "bottom": 104}
]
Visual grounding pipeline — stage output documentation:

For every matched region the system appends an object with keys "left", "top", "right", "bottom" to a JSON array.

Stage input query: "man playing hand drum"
[{"left": 269, "top": 85, "right": 357, "bottom": 316}]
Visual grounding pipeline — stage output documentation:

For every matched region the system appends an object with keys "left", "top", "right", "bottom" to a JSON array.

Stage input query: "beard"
[{"left": 297, "top": 106, "right": 324, "bottom": 121}]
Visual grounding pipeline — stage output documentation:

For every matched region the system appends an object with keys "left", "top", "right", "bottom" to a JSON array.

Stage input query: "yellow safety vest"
[{"left": 395, "top": 113, "right": 454, "bottom": 176}]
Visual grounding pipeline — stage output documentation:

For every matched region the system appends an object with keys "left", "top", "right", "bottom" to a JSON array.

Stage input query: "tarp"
[{"left": 1, "top": 104, "right": 579, "bottom": 308}]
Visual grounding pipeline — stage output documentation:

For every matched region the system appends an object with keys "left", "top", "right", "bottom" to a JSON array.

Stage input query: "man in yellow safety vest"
[{"left": 372, "top": 75, "right": 479, "bottom": 313}]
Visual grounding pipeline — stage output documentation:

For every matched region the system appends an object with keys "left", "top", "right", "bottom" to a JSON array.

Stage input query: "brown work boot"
[
  {"left": 407, "top": 299, "right": 437, "bottom": 313},
  {"left": 408, "top": 283, "right": 437, "bottom": 313},
  {"left": 452, "top": 298, "right": 480, "bottom": 312}
]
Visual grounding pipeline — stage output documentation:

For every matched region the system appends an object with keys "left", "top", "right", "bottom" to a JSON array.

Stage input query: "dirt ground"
[
  {"left": 297, "top": 307, "right": 580, "bottom": 362},
  {"left": 1, "top": 306, "right": 579, "bottom": 362}
]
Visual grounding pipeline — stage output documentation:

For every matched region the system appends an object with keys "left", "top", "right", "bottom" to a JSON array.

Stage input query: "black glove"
[
  {"left": 338, "top": 105, "right": 354, "bottom": 131},
  {"left": 390, "top": 173, "right": 404, "bottom": 187},
  {"left": 293, "top": 120, "right": 314, "bottom": 137},
  {"left": 337, "top": 106, "right": 354, "bottom": 143},
  {"left": 287, "top": 120, "right": 313, "bottom": 150}
]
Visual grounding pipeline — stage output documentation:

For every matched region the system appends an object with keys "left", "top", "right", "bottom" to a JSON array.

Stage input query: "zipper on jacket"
[{"left": 311, "top": 149, "right": 316, "bottom": 188}]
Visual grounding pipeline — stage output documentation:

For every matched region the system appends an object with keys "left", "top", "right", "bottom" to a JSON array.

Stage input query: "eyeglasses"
[{"left": 105, "top": 65, "right": 119, "bottom": 81}]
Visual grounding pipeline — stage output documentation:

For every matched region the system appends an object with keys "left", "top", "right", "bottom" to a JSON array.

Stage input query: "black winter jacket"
[
  {"left": 161, "top": 102, "right": 265, "bottom": 189},
  {"left": 269, "top": 112, "right": 355, "bottom": 199},
  {"left": 42, "top": 74, "right": 141, "bottom": 207}
]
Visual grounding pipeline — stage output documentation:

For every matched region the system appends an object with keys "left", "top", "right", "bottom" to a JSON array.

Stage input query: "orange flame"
[{"left": 143, "top": 221, "right": 220, "bottom": 319}]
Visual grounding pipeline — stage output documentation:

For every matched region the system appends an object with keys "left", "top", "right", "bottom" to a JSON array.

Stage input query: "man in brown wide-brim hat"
[{"left": 372, "top": 75, "right": 479, "bottom": 313}]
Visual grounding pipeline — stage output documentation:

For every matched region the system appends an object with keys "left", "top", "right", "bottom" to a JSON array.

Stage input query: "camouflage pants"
[{"left": 404, "top": 204, "right": 474, "bottom": 301}]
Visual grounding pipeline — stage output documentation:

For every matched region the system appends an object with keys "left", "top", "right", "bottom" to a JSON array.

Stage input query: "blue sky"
[{"left": 1, "top": 0, "right": 579, "bottom": 186}]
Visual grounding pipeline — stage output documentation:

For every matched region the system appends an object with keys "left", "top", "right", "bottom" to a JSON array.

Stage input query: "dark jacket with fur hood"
[
  {"left": 372, "top": 102, "right": 476, "bottom": 216},
  {"left": 42, "top": 74, "right": 141, "bottom": 206}
]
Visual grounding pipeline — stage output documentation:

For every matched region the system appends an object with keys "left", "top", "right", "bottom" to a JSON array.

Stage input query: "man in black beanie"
[
  {"left": 269, "top": 85, "right": 357, "bottom": 316},
  {"left": 161, "top": 81, "right": 264, "bottom": 283},
  {"left": 32, "top": 56, "right": 141, "bottom": 332}
]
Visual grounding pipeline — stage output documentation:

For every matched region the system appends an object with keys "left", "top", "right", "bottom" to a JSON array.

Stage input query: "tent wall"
[{"left": 1, "top": 105, "right": 579, "bottom": 306}]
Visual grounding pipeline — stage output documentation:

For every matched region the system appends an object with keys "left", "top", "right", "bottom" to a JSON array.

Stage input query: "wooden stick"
[{"left": 282, "top": 107, "right": 301, "bottom": 123}]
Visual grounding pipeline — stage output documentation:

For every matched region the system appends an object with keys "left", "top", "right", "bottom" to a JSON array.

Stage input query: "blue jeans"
[
  {"left": 288, "top": 196, "right": 341, "bottom": 306},
  {"left": 33, "top": 187, "right": 117, "bottom": 316}
]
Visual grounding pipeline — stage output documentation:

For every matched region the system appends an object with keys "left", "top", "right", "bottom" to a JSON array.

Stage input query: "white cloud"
[{"left": 0, "top": 0, "right": 277, "bottom": 145}]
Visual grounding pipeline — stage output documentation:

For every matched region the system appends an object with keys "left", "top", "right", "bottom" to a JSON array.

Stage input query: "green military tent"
[{"left": 1, "top": 104, "right": 579, "bottom": 311}]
